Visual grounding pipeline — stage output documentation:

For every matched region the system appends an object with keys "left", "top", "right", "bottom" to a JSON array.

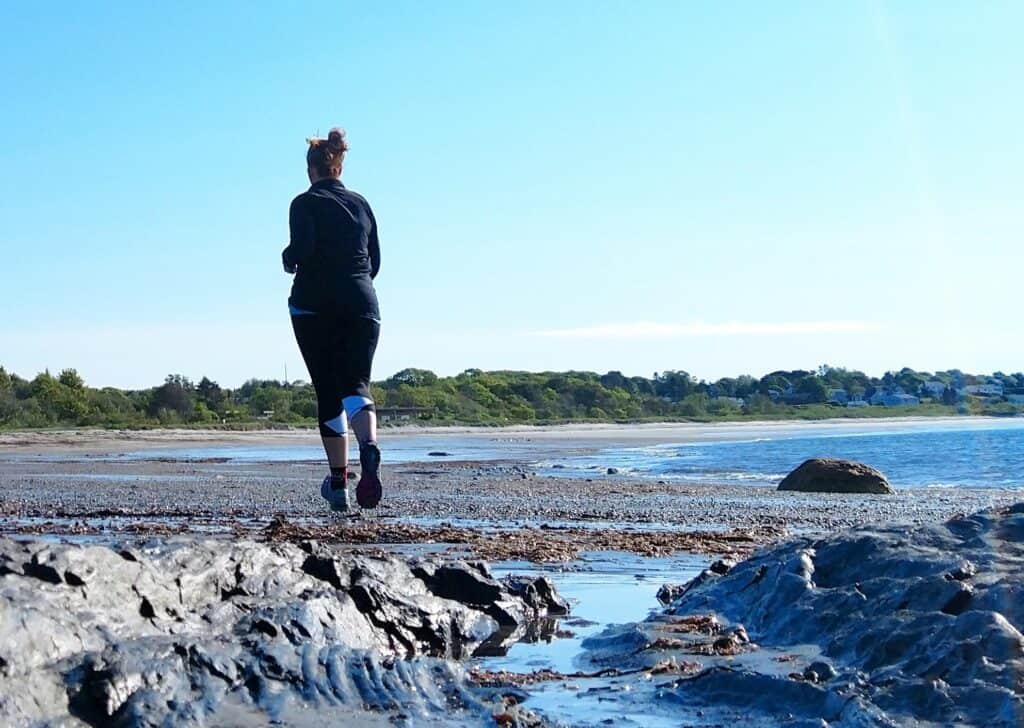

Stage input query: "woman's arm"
[
  {"left": 368, "top": 206, "right": 381, "bottom": 279},
  {"left": 282, "top": 195, "right": 315, "bottom": 272}
]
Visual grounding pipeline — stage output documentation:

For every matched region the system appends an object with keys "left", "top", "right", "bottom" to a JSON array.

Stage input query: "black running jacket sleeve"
[{"left": 283, "top": 196, "right": 315, "bottom": 270}]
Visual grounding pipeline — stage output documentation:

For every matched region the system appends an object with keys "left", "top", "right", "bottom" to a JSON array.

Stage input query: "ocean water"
[
  {"left": 25, "top": 419, "right": 1023, "bottom": 490},
  {"left": 542, "top": 420, "right": 1024, "bottom": 489}
]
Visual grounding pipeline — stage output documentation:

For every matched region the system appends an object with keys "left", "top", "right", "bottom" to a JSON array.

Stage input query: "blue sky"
[{"left": 2, "top": 2, "right": 1021, "bottom": 388}]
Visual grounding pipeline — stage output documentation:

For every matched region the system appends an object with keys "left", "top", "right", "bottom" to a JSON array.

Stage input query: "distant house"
[
  {"left": 846, "top": 399, "right": 869, "bottom": 408},
  {"left": 963, "top": 384, "right": 1004, "bottom": 397},
  {"left": 883, "top": 393, "right": 920, "bottom": 407},
  {"left": 713, "top": 396, "right": 744, "bottom": 408},
  {"left": 377, "top": 406, "right": 434, "bottom": 423},
  {"left": 870, "top": 389, "right": 919, "bottom": 407},
  {"left": 922, "top": 381, "right": 947, "bottom": 396},
  {"left": 828, "top": 388, "right": 848, "bottom": 404},
  {"left": 1007, "top": 394, "right": 1024, "bottom": 405},
  {"left": 767, "top": 387, "right": 785, "bottom": 402},
  {"left": 782, "top": 387, "right": 815, "bottom": 405}
]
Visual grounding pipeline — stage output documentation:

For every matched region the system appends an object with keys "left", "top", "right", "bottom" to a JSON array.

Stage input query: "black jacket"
[{"left": 282, "top": 179, "right": 380, "bottom": 320}]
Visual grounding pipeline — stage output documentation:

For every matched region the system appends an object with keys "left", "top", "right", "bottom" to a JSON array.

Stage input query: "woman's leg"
[
  {"left": 349, "top": 407, "right": 377, "bottom": 448},
  {"left": 292, "top": 313, "right": 350, "bottom": 510},
  {"left": 338, "top": 317, "right": 382, "bottom": 508},
  {"left": 322, "top": 434, "right": 348, "bottom": 471}
]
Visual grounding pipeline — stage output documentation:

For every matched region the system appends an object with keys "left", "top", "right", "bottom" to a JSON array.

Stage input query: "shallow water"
[
  {"left": 540, "top": 419, "right": 1024, "bottom": 489},
  {"left": 13, "top": 418, "right": 1023, "bottom": 491},
  {"left": 480, "top": 551, "right": 707, "bottom": 726},
  {"left": 24, "top": 435, "right": 583, "bottom": 465}
]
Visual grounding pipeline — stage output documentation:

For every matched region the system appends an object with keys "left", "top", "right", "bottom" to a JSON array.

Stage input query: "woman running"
[{"left": 282, "top": 128, "right": 382, "bottom": 512}]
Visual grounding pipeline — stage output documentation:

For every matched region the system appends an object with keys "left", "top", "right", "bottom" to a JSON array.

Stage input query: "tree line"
[{"left": 1, "top": 364, "right": 1021, "bottom": 430}]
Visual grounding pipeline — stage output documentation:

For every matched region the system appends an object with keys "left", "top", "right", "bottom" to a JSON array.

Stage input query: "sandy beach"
[{"left": 0, "top": 414, "right": 1013, "bottom": 453}]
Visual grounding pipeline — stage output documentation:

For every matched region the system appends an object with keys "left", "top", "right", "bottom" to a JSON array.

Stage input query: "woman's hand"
[{"left": 282, "top": 250, "right": 297, "bottom": 274}]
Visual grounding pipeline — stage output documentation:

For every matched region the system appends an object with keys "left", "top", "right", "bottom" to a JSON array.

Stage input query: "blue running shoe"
[{"left": 320, "top": 474, "right": 350, "bottom": 512}]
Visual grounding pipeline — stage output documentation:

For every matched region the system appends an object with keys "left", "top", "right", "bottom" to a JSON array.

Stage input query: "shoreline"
[{"left": 1, "top": 414, "right": 1019, "bottom": 454}]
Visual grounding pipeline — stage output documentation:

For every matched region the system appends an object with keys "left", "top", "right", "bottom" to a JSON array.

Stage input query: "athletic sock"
[{"left": 329, "top": 466, "right": 347, "bottom": 489}]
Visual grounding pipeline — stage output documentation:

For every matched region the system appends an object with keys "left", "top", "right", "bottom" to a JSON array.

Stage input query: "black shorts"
[{"left": 291, "top": 313, "right": 380, "bottom": 437}]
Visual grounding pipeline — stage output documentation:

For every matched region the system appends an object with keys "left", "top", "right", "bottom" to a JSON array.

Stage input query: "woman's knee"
[{"left": 343, "top": 394, "right": 375, "bottom": 421}]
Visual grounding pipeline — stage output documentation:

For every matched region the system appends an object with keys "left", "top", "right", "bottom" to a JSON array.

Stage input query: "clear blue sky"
[{"left": 2, "top": 2, "right": 1021, "bottom": 388}]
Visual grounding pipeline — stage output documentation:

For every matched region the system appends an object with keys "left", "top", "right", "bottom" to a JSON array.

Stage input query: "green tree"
[
  {"left": 58, "top": 368, "right": 84, "bottom": 389},
  {"left": 196, "top": 376, "right": 227, "bottom": 414},
  {"left": 795, "top": 375, "right": 828, "bottom": 404},
  {"left": 387, "top": 368, "right": 439, "bottom": 387},
  {"left": 149, "top": 375, "right": 196, "bottom": 419}
]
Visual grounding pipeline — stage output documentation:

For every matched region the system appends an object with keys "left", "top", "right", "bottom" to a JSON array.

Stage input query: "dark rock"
[
  {"left": 485, "top": 599, "right": 528, "bottom": 628},
  {"left": 778, "top": 458, "right": 894, "bottom": 494},
  {"left": 300, "top": 550, "right": 349, "bottom": 590},
  {"left": 709, "top": 558, "right": 736, "bottom": 575},
  {"left": 606, "top": 467, "right": 620, "bottom": 475},
  {"left": 656, "top": 583, "right": 686, "bottom": 605},
  {"left": 23, "top": 561, "right": 62, "bottom": 585},
  {"left": 803, "top": 661, "right": 837, "bottom": 683},
  {"left": 503, "top": 575, "right": 571, "bottom": 616},
  {"left": 940, "top": 584, "right": 974, "bottom": 615},
  {"left": 413, "top": 561, "right": 504, "bottom": 606},
  {"left": 427, "top": 451, "right": 452, "bottom": 457},
  {"left": 946, "top": 560, "right": 977, "bottom": 581}
]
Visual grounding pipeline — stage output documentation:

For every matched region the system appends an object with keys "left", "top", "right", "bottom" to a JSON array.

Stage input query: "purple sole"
[{"left": 356, "top": 473, "right": 382, "bottom": 509}]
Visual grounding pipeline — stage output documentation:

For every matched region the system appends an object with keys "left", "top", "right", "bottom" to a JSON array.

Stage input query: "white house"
[
  {"left": 922, "top": 381, "right": 947, "bottom": 396},
  {"left": 963, "top": 384, "right": 1004, "bottom": 397}
]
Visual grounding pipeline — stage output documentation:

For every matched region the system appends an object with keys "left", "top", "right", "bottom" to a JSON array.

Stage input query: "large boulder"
[{"left": 777, "top": 458, "right": 894, "bottom": 494}]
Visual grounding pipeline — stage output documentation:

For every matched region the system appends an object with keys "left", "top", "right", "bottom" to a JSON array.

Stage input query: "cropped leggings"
[{"left": 291, "top": 312, "right": 380, "bottom": 438}]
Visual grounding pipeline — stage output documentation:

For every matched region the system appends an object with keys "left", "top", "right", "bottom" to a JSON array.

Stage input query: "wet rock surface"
[
  {"left": 564, "top": 503, "right": 1024, "bottom": 726},
  {"left": 0, "top": 537, "right": 563, "bottom": 726},
  {"left": 778, "top": 457, "right": 894, "bottom": 494}
]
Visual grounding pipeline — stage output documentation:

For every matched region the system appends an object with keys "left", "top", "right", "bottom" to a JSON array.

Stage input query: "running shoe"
[
  {"left": 356, "top": 442, "right": 382, "bottom": 509},
  {"left": 320, "top": 474, "right": 350, "bottom": 512}
]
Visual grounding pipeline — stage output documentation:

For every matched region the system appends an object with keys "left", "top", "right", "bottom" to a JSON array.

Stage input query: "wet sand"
[{"left": 1, "top": 449, "right": 1019, "bottom": 553}]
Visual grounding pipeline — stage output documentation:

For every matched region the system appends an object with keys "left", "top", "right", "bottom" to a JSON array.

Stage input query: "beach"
[
  {"left": 1, "top": 419, "right": 1022, "bottom": 726},
  {"left": 3, "top": 418, "right": 1022, "bottom": 540}
]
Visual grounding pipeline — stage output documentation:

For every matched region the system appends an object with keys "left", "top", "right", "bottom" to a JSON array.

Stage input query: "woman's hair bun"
[
  {"left": 306, "top": 127, "right": 349, "bottom": 174},
  {"left": 327, "top": 128, "right": 347, "bottom": 153}
]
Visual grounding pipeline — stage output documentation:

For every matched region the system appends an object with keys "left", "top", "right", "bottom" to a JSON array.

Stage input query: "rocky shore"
[
  {"left": 535, "top": 502, "right": 1024, "bottom": 726},
  {"left": 0, "top": 536, "right": 568, "bottom": 726},
  {"left": 3, "top": 432, "right": 1023, "bottom": 726}
]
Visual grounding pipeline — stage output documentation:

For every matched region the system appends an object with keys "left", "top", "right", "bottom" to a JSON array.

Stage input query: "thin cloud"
[{"left": 532, "top": 321, "right": 881, "bottom": 339}]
